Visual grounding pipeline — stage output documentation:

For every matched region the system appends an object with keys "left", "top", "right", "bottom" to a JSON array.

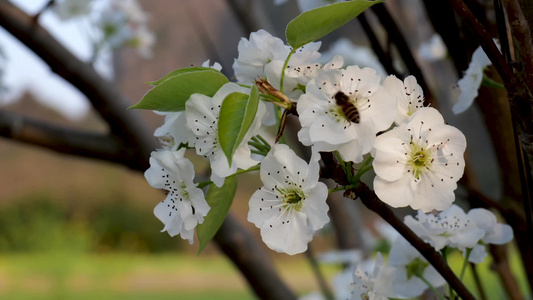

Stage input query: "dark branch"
[
  {"left": 358, "top": 12, "right": 400, "bottom": 77},
  {"left": 353, "top": 183, "right": 476, "bottom": 300},
  {"left": 502, "top": 0, "right": 533, "bottom": 89},
  {"left": 214, "top": 214, "right": 297, "bottom": 300},
  {"left": 370, "top": 5, "right": 435, "bottom": 106},
  {"left": 0, "top": 110, "right": 137, "bottom": 168},
  {"left": 320, "top": 151, "right": 476, "bottom": 300},
  {"left": 0, "top": 1, "right": 155, "bottom": 168},
  {"left": 448, "top": 0, "right": 517, "bottom": 84}
]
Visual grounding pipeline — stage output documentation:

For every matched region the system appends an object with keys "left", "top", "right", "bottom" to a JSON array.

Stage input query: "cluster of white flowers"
[
  {"left": 50, "top": 0, "right": 155, "bottom": 58},
  {"left": 143, "top": 29, "right": 479, "bottom": 257},
  {"left": 299, "top": 243, "right": 443, "bottom": 300},
  {"left": 405, "top": 204, "right": 514, "bottom": 263}
]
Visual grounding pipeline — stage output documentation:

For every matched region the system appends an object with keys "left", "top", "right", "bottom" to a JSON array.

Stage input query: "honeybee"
[{"left": 334, "top": 91, "right": 360, "bottom": 124}]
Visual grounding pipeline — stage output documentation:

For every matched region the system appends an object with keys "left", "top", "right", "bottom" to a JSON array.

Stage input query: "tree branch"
[
  {"left": 0, "top": 110, "right": 134, "bottom": 166},
  {"left": 352, "top": 183, "right": 476, "bottom": 300},
  {"left": 320, "top": 151, "right": 475, "bottom": 300},
  {"left": 0, "top": 1, "right": 155, "bottom": 170},
  {"left": 502, "top": 0, "right": 533, "bottom": 89},
  {"left": 357, "top": 12, "right": 400, "bottom": 77},
  {"left": 214, "top": 214, "right": 297, "bottom": 300},
  {"left": 370, "top": 4, "right": 435, "bottom": 106}
]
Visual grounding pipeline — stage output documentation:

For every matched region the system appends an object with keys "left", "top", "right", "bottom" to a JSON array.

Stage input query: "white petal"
[
  {"left": 423, "top": 265, "right": 446, "bottom": 288},
  {"left": 410, "top": 170, "right": 456, "bottom": 212},
  {"left": 302, "top": 183, "right": 330, "bottom": 231},
  {"left": 260, "top": 210, "right": 313, "bottom": 255},
  {"left": 372, "top": 135, "right": 409, "bottom": 182},
  {"left": 374, "top": 175, "right": 415, "bottom": 209},
  {"left": 260, "top": 144, "right": 310, "bottom": 189},
  {"left": 248, "top": 188, "right": 285, "bottom": 228},
  {"left": 467, "top": 244, "right": 488, "bottom": 263},
  {"left": 467, "top": 208, "right": 496, "bottom": 231},
  {"left": 484, "top": 223, "right": 514, "bottom": 244}
]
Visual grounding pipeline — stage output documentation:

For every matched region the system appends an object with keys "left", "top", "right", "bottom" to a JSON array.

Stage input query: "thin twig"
[
  {"left": 489, "top": 245, "right": 525, "bottom": 300},
  {"left": 357, "top": 12, "right": 399, "bottom": 77},
  {"left": 470, "top": 263, "right": 488, "bottom": 300},
  {"left": 305, "top": 246, "right": 334, "bottom": 300},
  {"left": 370, "top": 5, "right": 435, "bottom": 106}
]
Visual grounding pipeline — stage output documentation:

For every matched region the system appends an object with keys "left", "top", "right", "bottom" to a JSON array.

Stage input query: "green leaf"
[
  {"left": 218, "top": 85, "right": 260, "bottom": 167},
  {"left": 130, "top": 69, "right": 229, "bottom": 111},
  {"left": 146, "top": 67, "right": 214, "bottom": 86},
  {"left": 286, "top": 0, "right": 383, "bottom": 49},
  {"left": 196, "top": 176, "right": 238, "bottom": 255}
]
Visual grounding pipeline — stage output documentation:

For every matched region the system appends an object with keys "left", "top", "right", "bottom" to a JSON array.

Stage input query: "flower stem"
[
  {"left": 305, "top": 246, "right": 334, "bottom": 300},
  {"left": 353, "top": 156, "right": 374, "bottom": 183},
  {"left": 255, "top": 134, "right": 271, "bottom": 151},
  {"left": 418, "top": 275, "right": 446, "bottom": 300},
  {"left": 328, "top": 184, "right": 358, "bottom": 194},
  {"left": 280, "top": 48, "right": 296, "bottom": 94},
  {"left": 440, "top": 247, "right": 455, "bottom": 300},
  {"left": 460, "top": 248, "right": 473, "bottom": 280}
]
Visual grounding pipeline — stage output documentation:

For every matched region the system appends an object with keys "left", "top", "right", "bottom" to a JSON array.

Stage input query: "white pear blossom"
[
  {"left": 153, "top": 111, "right": 194, "bottom": 150},
  {"left": 465, "top": 208, "right": 514, "bottom": 263},
  {"left": 389, "top": 237, "right": 446, "bottom": 298},
  {"left": 351, "top": 253, "right": 397, "bottom": 300},
  {"left": 232, "top": 29, "right": 323, "bottom": 98},
  {"left": 372, "top": 107, "right": 466, "bottom": 212},
  {"left": 418, "top": 34, "right": 447, "bottom": 62},
  {"left": 404, "top": 204, "right": 485, "bottom": 251},
  {"left": 383, "top": 75, "right": 424, "bottom": 124},
  {"left": 186, "top": 83, "right": 266, "bottom": 187},
  {"left": 453, "top": 45, "right": 492, "bottom": 114},
  {"left": 247, "top": 144, "right": 329, "bottom": 255},
  {"left": 52, "top": 0, "right": 93, "bottom": 21},
  {"left": 297, "top": 66, "right": 397, "bottom": 163},
  {"left": 145, "top": 149, "right": 209, "bottom": 244}
]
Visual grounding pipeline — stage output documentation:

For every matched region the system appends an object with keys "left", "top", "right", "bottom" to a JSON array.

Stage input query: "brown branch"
[
  {"left": 370, "top": 4, "right": 435, "bottom": 106},
  {"left": 448, "top": 0, "right": 517, "bottom": 86},
  {"left": 352, "top": 183, "right": 476, "bottom": 300},
  {"left": 0, "top": 1, "right": 155, "bottom": 170},
  {"left": 0, "top": 110, "right": 133, "bottom": 167},
  {"left": 490, "top": 244, "right": 526, "bottom": 300},
  {"left": 449, "top": 1, "right": 533, "bottom": 293},
  {"left": 225, "top": 0, "right": 261, "bottom": 35},
  {"left": 470, "top": 263, "right": 488, "bottom": 300},
  {"left": 214, "top": 214, "right": 297, "bottom": 300},
  {"left": 357, "top": 12, "right": 400, "bottom": 77},
  {"left": 502, "top": 0, "right": 533, "bottom": 90}
]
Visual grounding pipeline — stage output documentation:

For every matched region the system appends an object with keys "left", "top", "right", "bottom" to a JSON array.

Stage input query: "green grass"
[
  {"left": 0, "top": 249, "right": 528, "bottom": 300},
  {"left": 0, "top": 253, "right": 256, "bottom": 300}
]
